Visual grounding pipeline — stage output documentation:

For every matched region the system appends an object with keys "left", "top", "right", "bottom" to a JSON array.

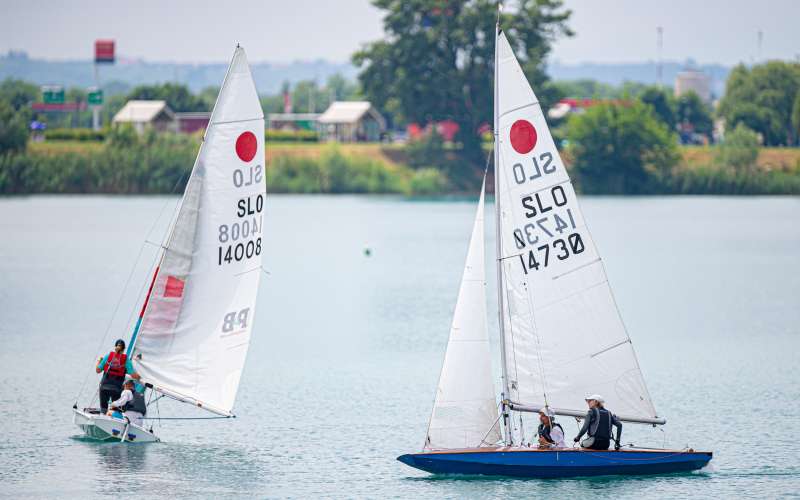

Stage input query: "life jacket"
[
  {"left": 538, "top": 422, "right": 564, "bottom": 444},
  {"left": 105, "top": 351, "right": 127, "bottom": 377},
  {"left": 121, "top": 389, "right": 147, "bottom": 415},
  {"left": 101, "top": 351, "right": 127, "bottom": 388},
  {"left": 590, "top": 407, "right": 612, "bottom": 440}
]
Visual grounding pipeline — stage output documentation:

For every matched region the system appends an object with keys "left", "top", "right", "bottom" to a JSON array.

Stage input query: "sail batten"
[{"left": 131, "top": 46, "right": 265, "bottom": 416}]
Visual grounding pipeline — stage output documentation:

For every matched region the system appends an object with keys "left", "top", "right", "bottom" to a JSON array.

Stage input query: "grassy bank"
[
  {"left": 1, "top": 139, "right": 445, "bottom": 195},
  {"left": 2, "top": 139, "right": 799, "bottom": 195}
]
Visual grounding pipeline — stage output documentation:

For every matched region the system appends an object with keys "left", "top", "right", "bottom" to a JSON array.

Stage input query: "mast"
[{"left": 494, "top": 4, "right": 513, "bottom": 447}]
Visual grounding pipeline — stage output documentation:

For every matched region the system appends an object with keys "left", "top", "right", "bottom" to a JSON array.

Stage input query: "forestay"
[
  {"left": 132, "top": 47, "right": 265, "bottom": 416},
  {"left": 494, "top": 32, "right": 658, "bottom": 424},
  {"left": 425, "top": 179, "right": 501, "bottom": 450}
]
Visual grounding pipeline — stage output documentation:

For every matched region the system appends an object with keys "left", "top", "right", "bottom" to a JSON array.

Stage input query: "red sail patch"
[
  {"left": 235, "top": 131, "right": 258, "bottom": 162},
  {"left": 164, "top": 276, "right": 185, "bottom": 298},
  {"left": 509, "top": 119, "right": 537, "bottom": 154}
]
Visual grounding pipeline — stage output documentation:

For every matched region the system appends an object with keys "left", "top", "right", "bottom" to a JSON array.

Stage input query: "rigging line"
[
  {"left": 120, "top": 171, "right": 188, "bottom": 347},
  {"left": 479, "top": 413, "right": 503, "bottom": 447},
  {"left": 73, "top": 237, "right": 149, "bottom": 405},
  {"left": 141, "top": 416, "right": 232, "bottom": 421},
  {"left": 497, "top": 145, "right": 552, "bottom": 413}
]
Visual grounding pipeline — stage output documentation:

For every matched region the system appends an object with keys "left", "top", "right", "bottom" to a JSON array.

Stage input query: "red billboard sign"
[{"left": 95, "top": 40, "right": 115, "bottom": 63}]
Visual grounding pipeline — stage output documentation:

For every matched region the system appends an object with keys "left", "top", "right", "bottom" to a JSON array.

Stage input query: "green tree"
[
  {"left": 0, "top": 78, "right": 39, "bottom": 111},
  {"left": 126, "top": 83, "right": 205, "bottom": 112},
  {"left": 717, "top": 61, "right": 800, "bottom": 146},
  {"left": 639, "top": 86, "right": 676, "bottom": 131},
  {"left": 354, "top": 0, "right": 572, "bottom": 167},
  {"left": 0, "top": 101, "right": 29, "bottom": 154},
  {"left": 326, "top": 73, "right": 360, "bottom": 102},
  {"left": 568, "top": 101, "right": 679, "bottom": 194},
  {"left": 714, "top": 123, "right": 759, "bottom": 173},
  {"left": 553, "top": 79, "right": 617, "bottom": 99},
  {"left": 792, "top": 91, "right": 800, "bottom": 145},
  {"left": 676, "top": 91, "right": 712, "bottom": 137}
]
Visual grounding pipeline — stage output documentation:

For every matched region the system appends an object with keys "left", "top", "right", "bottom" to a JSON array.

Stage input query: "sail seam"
[
  {"left": 551, "top": 258, "right": 602, "bottom": 280},
  {"left": 534, "top": 279, "right": 608, "bottom": 312},
  {"left": 498, "top": 102, "right": 537, "bottom": 120},
  {"left": 590, "top": 339, "right": 632, "bottom": 358},
  {"left": 519, "top": 178, "right": 571, "bottom": 198},
  {"left": 210, "top": 117, "right": 263, "bottom": 126}
]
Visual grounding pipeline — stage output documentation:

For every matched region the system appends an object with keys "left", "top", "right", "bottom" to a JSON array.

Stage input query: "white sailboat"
[
  {"left": 74, "top": 46, "right": 266, "bottom": 443},
  {"left": 398, "top": 20, "right": 711, "bottom": 477}
]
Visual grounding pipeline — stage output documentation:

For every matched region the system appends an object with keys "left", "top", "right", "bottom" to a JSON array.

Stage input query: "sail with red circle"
[
  {"left": 494, "top": 32, "right": 659, "bottom": 432},
  {"left": 132, "top": 47, "right": 265, "bottom": 416}
]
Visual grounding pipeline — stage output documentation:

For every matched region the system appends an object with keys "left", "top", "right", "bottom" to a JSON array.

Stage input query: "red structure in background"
[
  {"left": 31, "top": 102, "right": 88, "bottom": 112},
  {"left": 95, "top": 40, "right": 115, "bottom": 64},
  {"left": 407, "top": 119, "right": 461, "bottom": 141},
  {"left": 176, "top": 112, "right": 211, "bottom": 134}
]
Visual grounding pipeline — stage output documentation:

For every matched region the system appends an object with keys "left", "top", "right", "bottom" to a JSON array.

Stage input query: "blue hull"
[{"left": 398, "top": 447, "right": 712, "bottom": 478}]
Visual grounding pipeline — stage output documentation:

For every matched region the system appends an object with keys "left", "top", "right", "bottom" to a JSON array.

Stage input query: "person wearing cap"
[
  {"left": 107, "top": 378, "right": 147, "bottom": 426},
  {"left": 95, "top": 339, "right": 140, "bottom": 414},
  {"left": 536, "top": 407, "right": 566, "bottom": 448},
  {"left": 573, "top": 394, "right": 622, "bottom": 451}
]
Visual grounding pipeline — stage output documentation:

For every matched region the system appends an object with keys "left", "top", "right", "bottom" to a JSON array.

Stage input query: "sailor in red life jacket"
[{"left": 95, "top": 339, "right": 140, "bottom": 414}]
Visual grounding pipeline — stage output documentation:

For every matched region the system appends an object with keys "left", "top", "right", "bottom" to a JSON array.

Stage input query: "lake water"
[{"left": 0, "top": 195, "right": 798, "bottom": 498}]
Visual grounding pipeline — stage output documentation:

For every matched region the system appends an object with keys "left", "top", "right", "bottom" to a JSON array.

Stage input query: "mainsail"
[
  {"left": 131, "top": 47, "right": 265, "bottom": 416},
  {"left": 494, "top": 32, "right": 659, "bottom": 427},
  {"left": 425, "top": 178, "right": 502, "bottom": 450}
]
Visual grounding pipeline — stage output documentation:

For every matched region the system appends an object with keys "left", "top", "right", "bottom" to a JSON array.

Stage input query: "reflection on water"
[{"left": 0, "top": 195, "right": 798, "bottom": 498}]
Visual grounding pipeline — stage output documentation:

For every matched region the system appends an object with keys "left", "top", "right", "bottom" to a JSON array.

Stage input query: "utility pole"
[
  {"left": 656, "top": 26, "right": 663, "bottom": 87},
  {"left": 757, "top": 29, "right": 763, "bottom": 62}
]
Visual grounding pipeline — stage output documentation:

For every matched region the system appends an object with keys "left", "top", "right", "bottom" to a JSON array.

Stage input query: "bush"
[
  {"left": 568, "top": 101, "right": 680, "bottom": 194},
  {"left": 405, "top": 130, "right": 477, "bottom": 190},
  {"left": 664, "top": 164, "right": 800, "bottom": 195},
  {"left": 714, "top": 123, "right": 760, "bottom": 173},
  {"left": 266, "top": 145, "right": 409, "bottom": 194},
  {"left": 0, "top": 131, "right": 197, "bottom": 194},
  {"left": 406, "top": 131, "right": 446, "bottom": 168},
  {"left": 265, "top": 129, "right": 319, "bottom": 143},
  {"left": 409, "top": 167, "right": 449, "bottom": 195},
  {"left": 44, "top": 128, "right": 106, "bottom": 142},
  {"left": 0, "top": 101, "right": 29, "bottom": 154}
]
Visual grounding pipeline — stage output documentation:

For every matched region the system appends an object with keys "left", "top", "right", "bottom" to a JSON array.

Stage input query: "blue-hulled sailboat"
[{"left": 397, "top": 12, "right": 712, "bottom": 479}]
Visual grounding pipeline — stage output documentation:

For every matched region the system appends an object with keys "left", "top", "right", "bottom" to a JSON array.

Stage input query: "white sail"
[
  {"left": 494, "top": 32, "right": 658, "bottom": 424},
  {"left": 425, "top": 179, "right": 502, "bottom": 450},
  {"left": 132, "top": 47, "right": 265, "bottom": 416}
]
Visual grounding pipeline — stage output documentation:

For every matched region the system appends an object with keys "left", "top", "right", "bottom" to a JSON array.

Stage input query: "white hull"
[{"left": 73, "top": 409, "right": 159, "bottom": 443}]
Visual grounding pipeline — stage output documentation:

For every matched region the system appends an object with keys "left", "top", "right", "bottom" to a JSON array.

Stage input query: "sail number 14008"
[{"left": 217, "top": 215, "right": 262, "bottom": 266}]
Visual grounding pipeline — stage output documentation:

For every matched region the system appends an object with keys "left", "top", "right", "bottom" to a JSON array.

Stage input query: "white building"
[
  {"left": 675, "top": 69, "right": 712, "bottom": 103},
  {"left": 317, "top": 101, "right": 386, "bottom": 142},
  {"left": 112, "top": 100, "right": 176, "bottom": 133}
]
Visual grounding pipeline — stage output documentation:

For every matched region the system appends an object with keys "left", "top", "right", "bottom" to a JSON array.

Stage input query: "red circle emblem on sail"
[
  {"left": 509, "top": 120, "right": 537, "bottom": 154},
  {"left": 235, "top": 131, "right": 258, "bottom": 162}
]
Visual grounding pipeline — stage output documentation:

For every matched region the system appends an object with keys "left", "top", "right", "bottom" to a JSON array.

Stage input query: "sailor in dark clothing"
[
  {"left": 537, "top": 407, "right": 566, "bottom": 448},
  {"left": 573, "top": 394, "right": 622, "bottom": 451},
  {"left": 95, "top": 339, "right": 140, "bottom": 413},
  {"left": 108, "top": 378, "right": 147, "bottom": 426}
]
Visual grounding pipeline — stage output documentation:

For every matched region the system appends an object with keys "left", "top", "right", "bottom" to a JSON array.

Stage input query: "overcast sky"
[{"left": 1, "top": 0, "right": 798, "bottom": 65}]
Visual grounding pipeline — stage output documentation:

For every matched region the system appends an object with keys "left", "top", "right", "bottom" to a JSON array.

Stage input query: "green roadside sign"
[
  {"left": 42, "top": 86, "right": 64, "bottom": 105},
  {"left": 88, "top": 87, "right": 103, "bottom": 105}
]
